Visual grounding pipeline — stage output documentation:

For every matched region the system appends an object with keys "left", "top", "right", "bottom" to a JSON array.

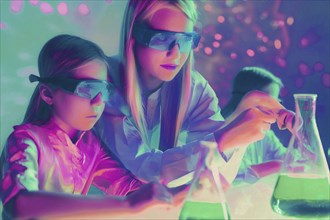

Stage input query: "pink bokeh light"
[
  {"left": 212, "top": 41, "right": 220, "bottom": 48},
  {"left": 217, "top": 16, "right": 225, "bottom": 24},
  {"left": 230, "top": 52, "right": 237, "bottom": 59},
  {"left": 78, "top": 3, "right": 90, "bottom": 16},
  {"left": 57, "top": 2, "right": 68, "bottom": 16},
  {"left": 313, "top": 62, "right": 324, "bottom": 72},
  {"left": 246, "top": 49, "right": 255, "bottom": 57},
  {"left": 214, "top": 33, "right": 222, "bottom": 40},
  {"left": 40, "top": 2, "right": 53, "bottom": 14},
  {"left": 322, "top": 73, "right": 330, "bottom": 88},
  {"left": 204, "top": 47, "right": 213, "bottom": 55},
  {"left": 298, "top": 62, "right": 311, "bottom": 76},
  {"left": 275, "top": 57, "right": 286, "bottom": 68},
  {"left": 0, "top": 22, "right": 7, "bottom": 30},
  {"left": 10, "top": 0, "right": 24, "bottom": 13},
  {"left": 29, "top": 0, "right": 39, "bottom": 6}
]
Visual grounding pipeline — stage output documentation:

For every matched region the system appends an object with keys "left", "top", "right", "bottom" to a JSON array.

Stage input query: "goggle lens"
[
  {"left": 29, "top": 74, "right": 114, "bottom": 101},
  {"left": 133, "top": 26, "right": 200, "bottom": 53},
  {"left": 149, "top": 33, "right": 195, "bottom": 53},
  {"left": 75, "top": 80, "right": 113, "bottom": 101}
]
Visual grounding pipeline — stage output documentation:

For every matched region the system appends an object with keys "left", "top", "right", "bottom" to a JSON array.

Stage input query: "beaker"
[
  {"left": 179, "top": 141, "right": 231, "bottom": 220},
  {"left": 271, "top": 94, "right": 330, "bottom": 218}
]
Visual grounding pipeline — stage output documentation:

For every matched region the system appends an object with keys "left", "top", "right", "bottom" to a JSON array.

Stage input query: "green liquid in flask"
[
  {"left": 271, "top": 174, "right": 330, "bottom": 217},
  {"left": 179, "top": 201, "right": 230, "bottom": 220}
]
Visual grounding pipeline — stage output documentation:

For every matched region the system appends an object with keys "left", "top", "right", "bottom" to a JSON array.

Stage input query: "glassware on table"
[
  {"left": 179, "top": 141, "right": 231, "bottom": 220},
  {"left": 271, "top": 94, "right": 330, "bottom": 218}
]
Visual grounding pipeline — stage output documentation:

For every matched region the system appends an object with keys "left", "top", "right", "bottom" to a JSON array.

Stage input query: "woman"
[{"left": 98, "top": 0, "right": 294, "bottom": 187}]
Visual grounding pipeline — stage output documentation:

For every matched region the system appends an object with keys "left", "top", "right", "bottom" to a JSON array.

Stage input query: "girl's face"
[
  {"left": 134, "top": 6, "right": 194, "bottom": 91},
  {"left": 51, "top": 59, "right": 107, "bottom": 138}
]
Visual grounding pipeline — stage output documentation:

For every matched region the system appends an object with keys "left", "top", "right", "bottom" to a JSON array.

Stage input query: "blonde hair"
[{"left": 119, "top": 0, "right": 198, "bottom": 149}]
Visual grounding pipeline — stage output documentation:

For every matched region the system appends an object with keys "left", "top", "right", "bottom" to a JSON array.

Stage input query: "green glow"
[
  {"left": 271, "top": 174, "right": 330, "bottom": 217},
  {"left": 179, "top": 201, "right": 230, "bottom": 220}
]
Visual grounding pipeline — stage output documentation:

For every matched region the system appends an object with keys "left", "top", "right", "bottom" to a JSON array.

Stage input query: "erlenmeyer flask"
[
  {"left": 271, "top": 94, "right": 330, "bottom": 217},
  {"left": 179, "top": 141, "right": 231, "bottom": 220}
]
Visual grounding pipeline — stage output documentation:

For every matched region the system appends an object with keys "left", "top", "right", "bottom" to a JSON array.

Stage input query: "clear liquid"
[
  {"left": 271, "top": 174, "right": 330, "bottom": 217},
  {"left": 179, "top": 201, "right": 230, "bottom": 220}
]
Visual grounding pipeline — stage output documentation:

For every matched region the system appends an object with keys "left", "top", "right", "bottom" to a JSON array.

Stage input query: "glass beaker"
[
  {"left": 179, "top": 141, "right": 231, "bottom": 220},
  {"left": 271, "top": 94, "right": 330, "bottom": 218}
]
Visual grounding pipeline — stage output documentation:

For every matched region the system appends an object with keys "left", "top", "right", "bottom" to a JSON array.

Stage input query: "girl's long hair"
[
  {"left": 23, "top": 34, "right": 109, "bottom": 125},
  {"left": 221, "top": 66, "right": 284, "bottom": 118},
  {"left": 119, "top": 0, "right": 198, "bottom": 150}
]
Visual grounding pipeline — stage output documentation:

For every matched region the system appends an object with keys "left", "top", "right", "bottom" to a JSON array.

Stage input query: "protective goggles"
[
  {"left": 29, "top": 74, "right": 114, "bottom": 101},
  {"left": 132, "top": 26, "right": 201, "bottom": 53}
]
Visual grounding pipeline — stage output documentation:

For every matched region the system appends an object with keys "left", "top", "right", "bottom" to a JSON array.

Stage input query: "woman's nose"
[
  {"left": 91, "top": 93, "right": 103, "bottom": 106},
  {"left": 167, "top": 43, "right": 180, "bottom": 58}
]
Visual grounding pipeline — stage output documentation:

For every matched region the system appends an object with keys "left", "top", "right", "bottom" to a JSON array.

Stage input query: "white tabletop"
[{"left": 122, "top": 174, "right": 299, "bottom": 219}]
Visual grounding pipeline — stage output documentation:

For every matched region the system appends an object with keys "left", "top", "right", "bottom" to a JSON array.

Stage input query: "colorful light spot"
[
  {"left": 258, "top": 46, "right": 267, "bottom": 52},
  {"left": 275, "top": 57, "right": 286, "bottom": 68},
  {"left": 204, "top": 3, "right": 212, "bottom": 12},
  {"left": 287, "top": 16, "right": 294, "bottom": 25},
  {"left": 29, "top": 0, "right": 39, "bottom": 6},
  {"left": 217, "top": 16, "right": 225, "bottom": 24},
  {"left": 40, "top": 2, "right": 53, "bottom": 14},
  {"left": 214, "top": 33, "right": 222, "bottom": 40},
  {"left": 246, "top": 49, "right": 255, "bottom": 57},
  {"left": 322, "top": 73, "right": 330, "bottom": 87},
  {"left": 218, "top": 66, "right": 226, "bottom": 74},
  {"left": 204, "top": 47, "right": 213, "bottom": 55},
  {"left": 274, "top": 39, "right": 282, "bottom": 49},
  {"left": 78, "top": 3, "right": 90, "bottom": 16},
  {"left": 212, "top": 41, "right": 220, "bottom": 48},
  {"left": 299, "top": 62, "right": 310, "bottom": 75},
  {"left": 257, "top": 31, "right": 264, "bottom": 39},
  {"left": 300, "top": 37, "right": 309, "bottom": 47},
  {"left": 105, "top": 0, "right": 113, "bottom": 3},
  {"left": 57, "top": 2, "right": 68, "bottom": 16},
  {"left": 10, "top": 0, "right": 24, "bottom": 13},
  {"left": 313, "top": 62, "right": 324, "bottom": 72},
  {"left": 230, "top": 52, "right": 237, "bottom": 59},
  {"left": 262, "top": 36, "right": 269, "bottom": 43},
  {"left": 0, "top": 22, "right": 7, "bottom": 30}
]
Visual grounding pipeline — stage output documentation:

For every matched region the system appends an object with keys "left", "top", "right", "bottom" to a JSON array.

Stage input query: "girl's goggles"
[
  {"left": 132, "top": 26, "right": 201, "bottom": 53},
  {"left": 29, "top": 74, "right": 114, "bottom": 101}
]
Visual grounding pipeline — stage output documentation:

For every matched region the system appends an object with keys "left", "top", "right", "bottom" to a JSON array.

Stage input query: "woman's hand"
[{"left": 126, "top": 182, "right": 172, "bottom": 212}]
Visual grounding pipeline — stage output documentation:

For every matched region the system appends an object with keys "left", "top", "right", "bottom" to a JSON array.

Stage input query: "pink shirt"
[{"left": 0, "top": 119, "right": 142, "bottom": 205}]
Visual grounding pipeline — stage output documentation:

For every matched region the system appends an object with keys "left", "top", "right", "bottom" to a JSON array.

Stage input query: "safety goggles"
[
  {"left": 132, "top": 25, "right": 201, "bottom": 53},
  {"left": 29, "top": 74, "right": 114, "bottom": 101}
]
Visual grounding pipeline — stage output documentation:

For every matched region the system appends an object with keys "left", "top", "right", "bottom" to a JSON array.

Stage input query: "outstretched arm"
[{"left": 4, "top": 182, "right": 172, "bottom": 219}]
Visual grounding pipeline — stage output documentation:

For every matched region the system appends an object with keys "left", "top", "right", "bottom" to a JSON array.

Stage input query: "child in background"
[
  {"left": 222, "top": 66, "right": 288, "bottom": 183},
  {"left": 0, "top": 34, "right": 171, "bottom": 219}
]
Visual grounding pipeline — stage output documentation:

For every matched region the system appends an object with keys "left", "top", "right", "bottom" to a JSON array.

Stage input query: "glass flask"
[
  {"left": 271, "top": 94, "right": 330, "bottom": 218},
  {"left": 179, "top": 141, "right": 231, "bottom": 220}
]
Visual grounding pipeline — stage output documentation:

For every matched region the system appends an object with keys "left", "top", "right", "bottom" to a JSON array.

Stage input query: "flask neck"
[{"left": 295, "top": 95, "right": 317, "bottom": 121}]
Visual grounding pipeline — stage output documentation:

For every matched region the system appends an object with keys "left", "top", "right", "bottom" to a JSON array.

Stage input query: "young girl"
[
  {"left": 98, "top": 0, "right": 294, "bottom": 187},
  {"left": 222, "top": 67, "right": 288, "bottom": 183},
  {"left": 0, "top": 34, "right": 171, "bottom": 219}
]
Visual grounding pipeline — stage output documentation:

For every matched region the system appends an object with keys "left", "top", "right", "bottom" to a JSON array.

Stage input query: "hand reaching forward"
[
  {"left": 126, "top": 182, "right": 172, "bottom": 213},
  {"left": 216, "top": 90, "right": 295, "bottom": 151}
]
